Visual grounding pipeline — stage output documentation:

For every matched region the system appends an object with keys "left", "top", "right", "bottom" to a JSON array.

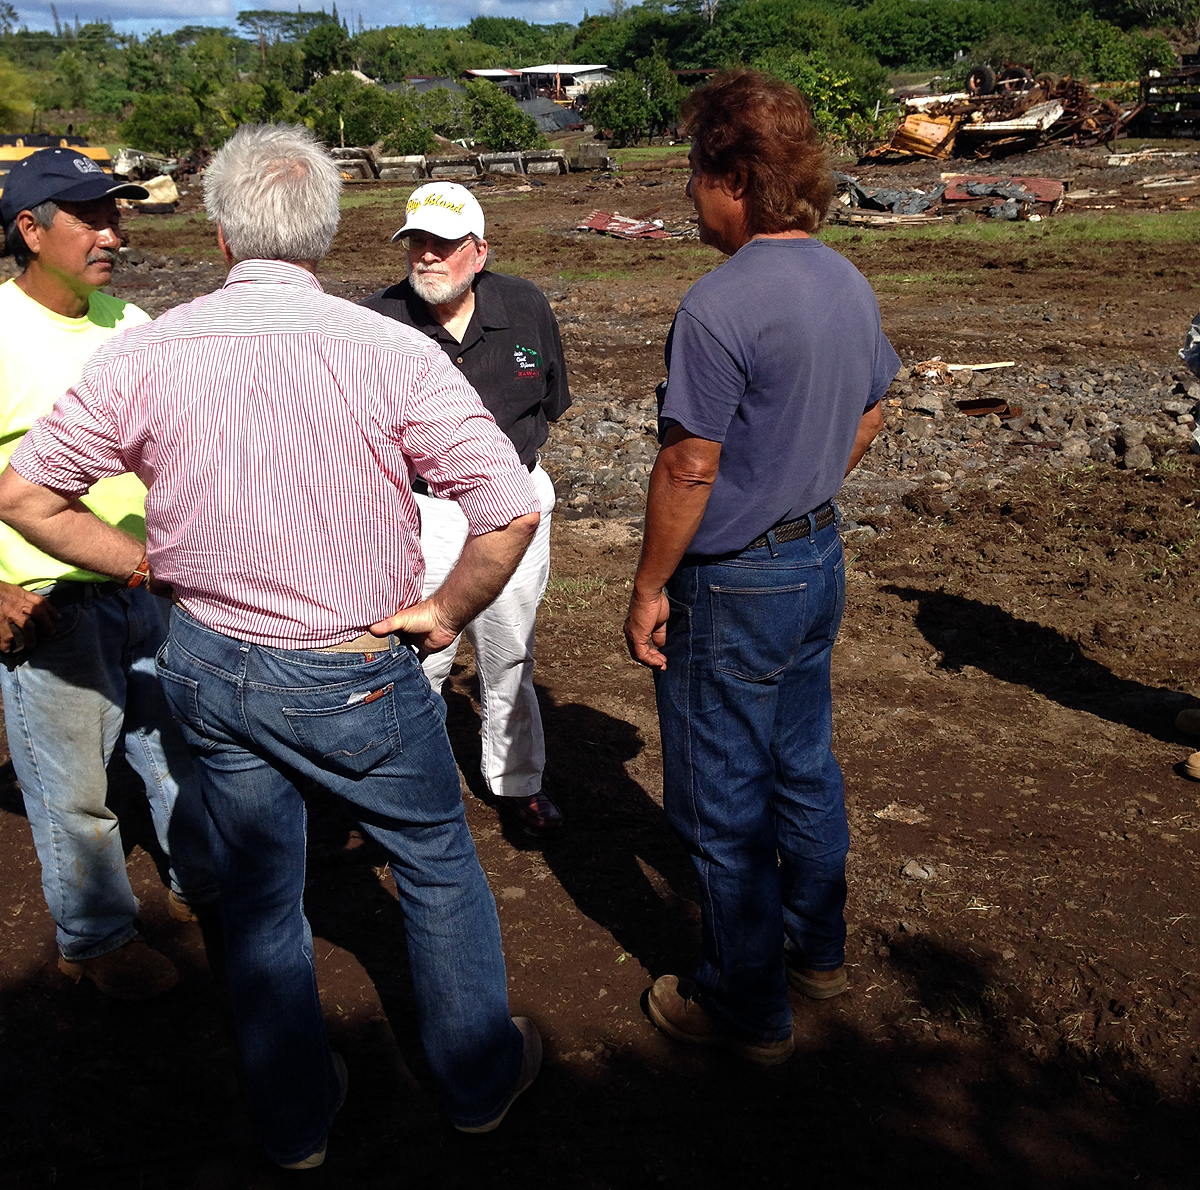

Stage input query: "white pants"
[{"left": 416, "top": 463, "right": 556, "bottom": 799}]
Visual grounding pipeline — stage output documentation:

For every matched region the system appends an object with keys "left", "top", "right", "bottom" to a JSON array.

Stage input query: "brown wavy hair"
[{"left": 682, "top": 70, "right": 834, "bottom": 235}]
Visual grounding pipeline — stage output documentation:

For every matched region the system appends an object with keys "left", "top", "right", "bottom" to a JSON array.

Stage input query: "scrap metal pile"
[
  {"left": 870, "top": 78, "right": 1141, "bottom": 161},
  {"left": 831, "top": 172, "right": 1065, "bottom": 225}
]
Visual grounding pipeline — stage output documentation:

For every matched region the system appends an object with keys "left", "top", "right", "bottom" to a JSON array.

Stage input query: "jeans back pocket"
[
  {"left": 709, "top": 582, "right": 808, "bottom": 681},
  {"left": 283, "top": 682, "right": 402, "bottom": 777}
]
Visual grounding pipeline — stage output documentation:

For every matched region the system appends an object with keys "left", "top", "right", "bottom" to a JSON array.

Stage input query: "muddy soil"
[{"left": 1, "top": 148, "right": 1198, "bottom": 1189}]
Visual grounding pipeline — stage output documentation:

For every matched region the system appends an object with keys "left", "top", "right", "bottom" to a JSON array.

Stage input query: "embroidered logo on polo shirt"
[{"left": 514, "top": 343, "right": 542, "bottom": 379}]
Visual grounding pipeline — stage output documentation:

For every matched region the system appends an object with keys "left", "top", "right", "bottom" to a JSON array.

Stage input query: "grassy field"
[{"left": 820, "top": 207, "right": 1200, "bottom": 247}]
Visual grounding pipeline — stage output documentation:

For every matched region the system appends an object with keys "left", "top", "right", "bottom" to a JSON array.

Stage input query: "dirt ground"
[{"left": 2, "top": 146, "right": 1199, "bottom": 1189}]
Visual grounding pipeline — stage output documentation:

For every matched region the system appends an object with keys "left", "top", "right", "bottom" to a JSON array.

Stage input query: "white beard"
[{"left": 408, "top": 264, "right": 474, "bottom": 306}]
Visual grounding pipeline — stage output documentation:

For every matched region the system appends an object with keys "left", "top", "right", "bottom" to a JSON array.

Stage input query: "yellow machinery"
[{"left": 0, "top": 135, "right": 113, "bottom": 199}]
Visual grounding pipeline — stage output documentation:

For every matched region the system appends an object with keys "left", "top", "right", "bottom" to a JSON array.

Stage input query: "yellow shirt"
[{"left": 0, "top": 277, "right": 151, "bottom": 588}]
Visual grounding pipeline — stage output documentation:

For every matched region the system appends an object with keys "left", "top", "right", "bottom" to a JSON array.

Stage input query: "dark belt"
[
  {"left": 38, "top": 580, "right": 124, "bottom": 610},
  {"left": 744, "top": 502, "right": 837, "bottom": 552}
]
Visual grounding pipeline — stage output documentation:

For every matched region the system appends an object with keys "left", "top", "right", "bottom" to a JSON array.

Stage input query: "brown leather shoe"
[
  {"left": 506, "top": 792, "right": 564, "bottom": 835},
  {"left": 785, "top": 961, "right": 849, "bottom": 1000},
  {"left": 58, "top": 936, "right": 179, "bottom": 1001},
  {"left": 646, "top": 975, "right": 793, "bottom": 1066}
]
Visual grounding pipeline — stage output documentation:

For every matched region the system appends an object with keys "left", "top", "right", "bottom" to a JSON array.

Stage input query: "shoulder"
[
  {"left": 478, "top": 270, "right": 553, "bottom": 316},
  {"left": 360, "top": 280, "right": 419, "bottom": 325}
]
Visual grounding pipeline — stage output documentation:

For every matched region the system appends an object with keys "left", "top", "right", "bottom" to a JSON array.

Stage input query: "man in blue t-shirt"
[{"left": 625, "top": 71, "right": 899, "bottom": 1066}]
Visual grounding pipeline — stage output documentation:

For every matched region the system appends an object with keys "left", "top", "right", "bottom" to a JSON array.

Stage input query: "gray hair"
[
  {"left": 3, "top": 200, "right": 59, "bottom": 267},
  {"left": 204, "top": 124, "right": 342, "bottom": 263}
]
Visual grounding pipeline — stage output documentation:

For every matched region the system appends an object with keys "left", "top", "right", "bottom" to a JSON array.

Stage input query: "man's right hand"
[{"left": 0, "top": 581, "right": 60, "bottom": 654}]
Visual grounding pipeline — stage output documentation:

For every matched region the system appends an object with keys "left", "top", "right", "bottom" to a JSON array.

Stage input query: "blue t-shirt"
[{"left": 659, "top": 236, "right": 900, "bottom": 556}]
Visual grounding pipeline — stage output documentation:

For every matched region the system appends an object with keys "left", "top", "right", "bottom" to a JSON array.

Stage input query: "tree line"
[{"left": 0, "top": 1, "right": 1190, "bottom": 155}]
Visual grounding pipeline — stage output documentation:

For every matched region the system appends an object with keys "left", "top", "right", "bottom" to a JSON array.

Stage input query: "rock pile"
[{"left": 540, "top": 360, "right": 1200, "bottom": 528}]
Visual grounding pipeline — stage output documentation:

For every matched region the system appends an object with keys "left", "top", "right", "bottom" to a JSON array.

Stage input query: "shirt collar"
[{"left": 224, "top": 259, "right": 325, "bottom": 291}]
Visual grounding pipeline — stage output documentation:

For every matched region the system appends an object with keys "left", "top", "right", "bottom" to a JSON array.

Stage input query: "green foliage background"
[{"left": 0, "top": 1, "right": 1192, "bottom": 150}]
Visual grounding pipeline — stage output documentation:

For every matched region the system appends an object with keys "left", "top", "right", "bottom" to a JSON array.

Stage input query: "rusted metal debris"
[
  {"left": 577, "top": 210, "right": 674, "bottom": 239},
  {"left": 867, "top": 78, "right": 1140, "bottom": 162}
]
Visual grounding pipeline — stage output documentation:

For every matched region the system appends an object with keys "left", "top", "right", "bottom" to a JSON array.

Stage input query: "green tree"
[
  {"left": 120, "top": 93, "right": 203, "bottom": 154},
  {"left": 303, "top": 20, "right": 351, "bottom": 82},
  {"left": 1, "top": 3, "right": 19, "bottom": 36},
  {"left": 0, "top": 53, "right": 35, "bottom": 130},
  {"left": 635, "top": 52, "right": 687, "bottom": 138},
  {"left": 125, "top": 31, "right": 191, "bottom": 94},
  {"left": 463, "top": 78, "right": 542, "bottom": 150}
]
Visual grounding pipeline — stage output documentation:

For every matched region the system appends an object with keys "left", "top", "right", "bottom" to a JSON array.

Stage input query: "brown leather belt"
[
  {"left": 744, "top": 502, "right": 836, "bottom": 552},
  {"left": 317, "top": 632, "right": 399, "bottom": 654}
]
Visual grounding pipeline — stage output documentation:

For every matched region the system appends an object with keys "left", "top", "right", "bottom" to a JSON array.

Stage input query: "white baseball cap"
[{"left": 391, "top": 182, "right": 485, "bottom": 243}]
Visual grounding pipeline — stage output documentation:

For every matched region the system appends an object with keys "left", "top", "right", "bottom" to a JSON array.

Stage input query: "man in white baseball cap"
[{"left": 363, "top": 181, "right": 571, "bottom": 835}]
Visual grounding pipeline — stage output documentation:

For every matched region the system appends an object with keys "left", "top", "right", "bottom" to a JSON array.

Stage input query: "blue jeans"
[
  {"left": 156, "top": 608, "right": 523, "bottom": 1164},
  {"left": 0, "top": 586, "right": 215, "bottom": 960},
  {"left": 654, "top": 510, "right": 849, "bottom": 1042}
]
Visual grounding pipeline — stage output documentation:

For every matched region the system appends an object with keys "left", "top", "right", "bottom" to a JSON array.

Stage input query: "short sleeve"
[
  {"left": 658, "top": 308, "right": 746, "bottom": 444},
  {"left": 868, "top": 327, "right": 902, "bottom": 408}
]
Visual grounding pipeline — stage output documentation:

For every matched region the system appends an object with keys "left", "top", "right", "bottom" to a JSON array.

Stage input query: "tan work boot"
[
  {"left": 167, "top": 890, "right": 199, "bottom": 923},
  {"left": 58, "top": 936, "right": 179, "bottom": 1001},
  {"left": 646, "top": 975, "right": 794, "bottom": 1066},
  {"left": 1186, "top": 751, "right": 1200, "bottom": 780},
  {"left": 785, "top": 962, "right": 849, "bottom": 1000}
]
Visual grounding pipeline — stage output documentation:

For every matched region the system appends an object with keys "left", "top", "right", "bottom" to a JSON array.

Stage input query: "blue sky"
[{"left": 11, "top": 1, "right": 593, "bottom": 37}]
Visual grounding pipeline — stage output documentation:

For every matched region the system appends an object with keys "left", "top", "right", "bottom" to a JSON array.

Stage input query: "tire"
[
  {"left": 1034, "top": 72, "right": 1061, "bottom": 91},
  {"left": 998, "top": 66, "right": 1033, "bottom": 92},
  {"left": 967, "top": 64, "right": 996, "bottom": 96}
]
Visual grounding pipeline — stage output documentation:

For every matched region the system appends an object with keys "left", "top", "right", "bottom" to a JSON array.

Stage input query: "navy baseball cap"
[{"left": 1, "top": 148, "right": 149, "bottom": 226}]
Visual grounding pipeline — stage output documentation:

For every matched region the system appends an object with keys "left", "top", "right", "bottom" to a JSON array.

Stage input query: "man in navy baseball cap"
[
  {"left": 0, "top": 146, "right": 216, "bottom": 1002},
  {"left": 0, "top": 147, "right": 148, "bottom": 228}
]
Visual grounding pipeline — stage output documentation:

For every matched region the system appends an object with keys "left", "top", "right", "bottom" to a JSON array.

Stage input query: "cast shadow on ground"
[
  {"left": 441, "top": 678, "right": 701, "bottom": 979},
  {"left": 1, "top": 918, "right": 1196, "bottom": 1190},
  {"left": 886, "top": 586, "right": 1194, "bottom": 744}
]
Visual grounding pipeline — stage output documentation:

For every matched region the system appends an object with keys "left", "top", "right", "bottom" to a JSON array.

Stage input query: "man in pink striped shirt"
[{"left": 0, "top": 124, "right": 543, "bottom": 1168}]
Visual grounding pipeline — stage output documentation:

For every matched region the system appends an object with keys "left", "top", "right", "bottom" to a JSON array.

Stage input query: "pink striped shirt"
[{"left": 11, "top": 260, "right": 540, "bottom": 648}]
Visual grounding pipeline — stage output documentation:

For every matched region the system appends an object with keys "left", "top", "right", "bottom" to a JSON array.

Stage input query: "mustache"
[{"left": 87, "top": 249, "right": 118, "bottom": 266}]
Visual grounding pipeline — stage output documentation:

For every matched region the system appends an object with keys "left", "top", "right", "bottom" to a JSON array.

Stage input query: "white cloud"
[{"left": 12, "top": 1, "right": 595, "bottom": 35}]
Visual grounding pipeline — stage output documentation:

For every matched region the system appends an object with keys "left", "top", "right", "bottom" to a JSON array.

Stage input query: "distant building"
[
  {"left": 464, "top": 68, "right": 526, "bottom": 97},
  {"left": 520, "top": 65, "right": 612, "bottom": 102}
]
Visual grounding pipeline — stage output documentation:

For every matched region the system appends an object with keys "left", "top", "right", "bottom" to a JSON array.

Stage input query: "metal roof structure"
[{"left": 519, "top": 64, "right": 609, "bottom": 75}]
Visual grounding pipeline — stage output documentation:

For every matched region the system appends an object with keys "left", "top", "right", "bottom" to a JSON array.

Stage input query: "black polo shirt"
[{"left": 361, "top": 270, "right": 571, "bottom": 469}]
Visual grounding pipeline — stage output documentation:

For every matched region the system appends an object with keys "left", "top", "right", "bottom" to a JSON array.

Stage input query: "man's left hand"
[{"left": 624, "top": 587, "right": 670, "bottom": 671}]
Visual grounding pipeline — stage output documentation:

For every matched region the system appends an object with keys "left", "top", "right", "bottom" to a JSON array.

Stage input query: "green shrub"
[
  {"left": 301, "top": 73, "right": 425, "bottom": 148},
  {"left": 412, "top": 85, "right": 468, "bottom": 139},
  {"left": 380, "top": 121, "right": 436, "bottom": 156},
  {"left": 463, "top": 78, "right": 542, "bottom": 151}
]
